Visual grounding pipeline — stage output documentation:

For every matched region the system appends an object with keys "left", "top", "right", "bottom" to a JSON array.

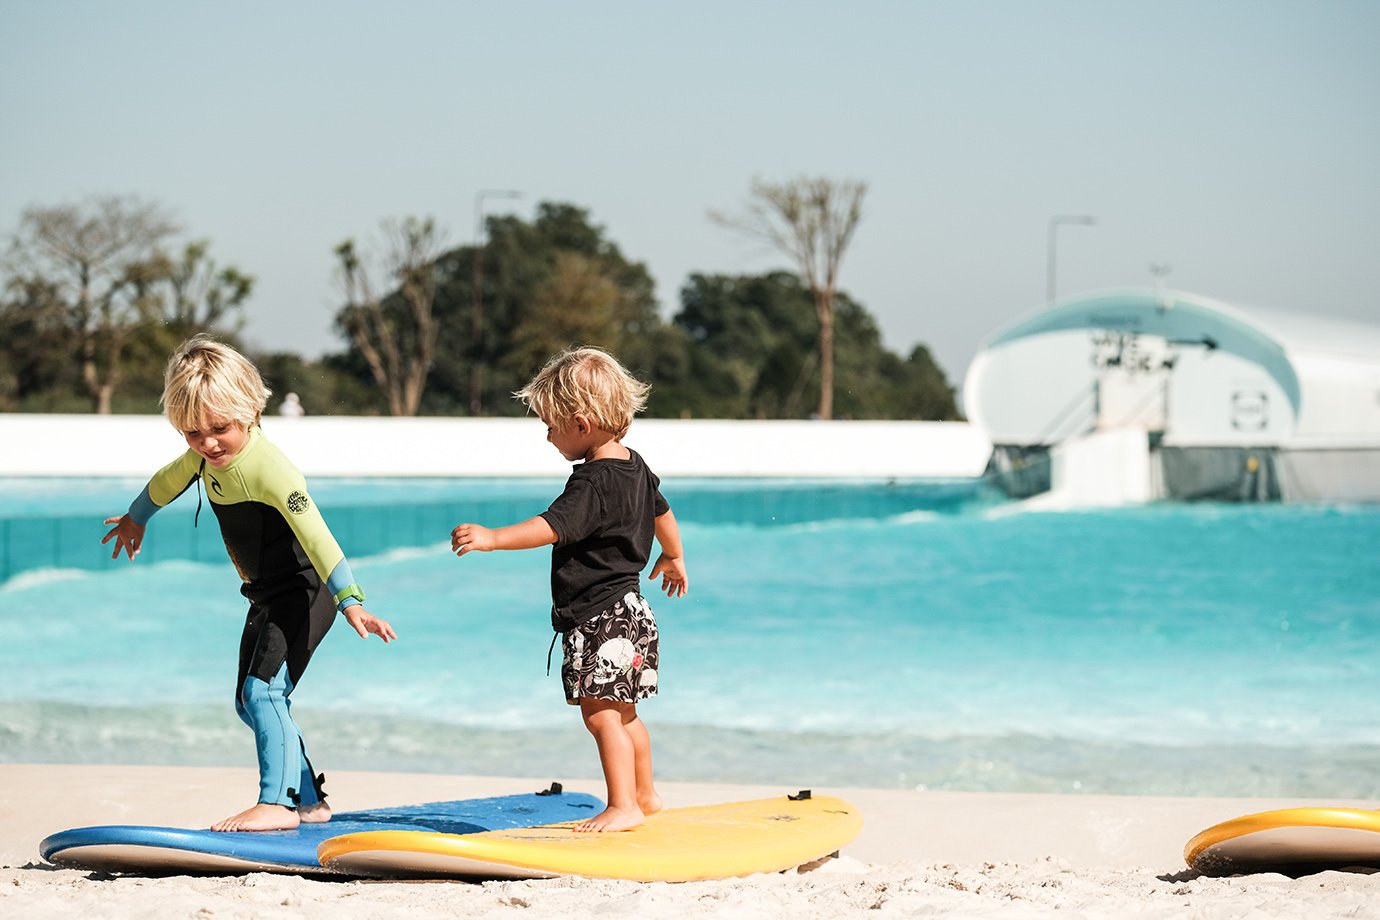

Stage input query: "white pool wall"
[{"left": 0, "top": 415, "right": 992, "bottom": 479}]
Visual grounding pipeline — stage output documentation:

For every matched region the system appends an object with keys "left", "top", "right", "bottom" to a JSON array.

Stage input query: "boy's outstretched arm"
[
  {"left": 452, "top": 517, "right": 558, "bottom": 556},
  {"left": 649, "top": 508, "right": 688, "bottom": 598},
  {"left": 101, "top": 514, "right": 146, "bottom": 561},
  {"left": 341, "top": 604, "right": 397, "bottom": 643}
]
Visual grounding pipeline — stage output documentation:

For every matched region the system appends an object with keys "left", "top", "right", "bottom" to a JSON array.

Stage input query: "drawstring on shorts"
[{"left": 545, "top": 632, "right": 559, "bottom": 676}]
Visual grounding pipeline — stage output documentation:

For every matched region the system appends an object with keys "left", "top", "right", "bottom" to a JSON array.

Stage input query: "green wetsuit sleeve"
[
  {"left": 248, "top": 448, "right": 364, "bottom": 610},
  {"left": 129, "top": 450, "right": 204, "bottom": 524}
]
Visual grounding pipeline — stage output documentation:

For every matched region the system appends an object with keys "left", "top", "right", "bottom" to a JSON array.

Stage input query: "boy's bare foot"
[
  {"left": 211, "top": 803, "right": 299, "bottom": 832},
  {"left": 298, "top": 801, "right": 332, "bottom": 824},
  {"left": 573, "top": 805, "right": 645, "bottom": 833},
  {"left": 639, "top": 791, "right": 663, "bottom": 817}
]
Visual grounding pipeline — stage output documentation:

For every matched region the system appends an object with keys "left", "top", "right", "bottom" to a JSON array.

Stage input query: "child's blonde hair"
[
  {"left": 161, "top": 335, "right": 270, "bottom": 432},
  {"left": 515, "top": 346, "right": 649, "bottom": 439}
]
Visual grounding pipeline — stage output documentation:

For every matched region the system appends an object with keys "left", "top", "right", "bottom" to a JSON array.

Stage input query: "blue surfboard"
[{"left": 40, "top": 784, "right": 602, "bottom": 875}]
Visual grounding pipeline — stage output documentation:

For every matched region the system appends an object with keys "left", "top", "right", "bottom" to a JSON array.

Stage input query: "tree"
[
  {"left": 110, "top": 240, "right": 257, "bottom": 378},
  {"left": 829, "top": 299, "right": 958, "bottom": 420},
  {"left": 7, "top": 196, "right": 179, "bottom": 413},
  {"left": 421, "top": 203, "right": 660, "bottom": 417},
  {"left": 673, "top": 272, "right": 816, "bottom": 418},
  {"left": 484, "top": 204, "right": 660, "bottom": 389},
  {"left": 153, "top": 240, "right": 254, "bottom": 338},
  {"left": 667, "top": 271, "right": 958, "bottom": 420},
  {"left": 710, "top": 176, "right": 867, "bottom": 420},
  {"left": 333, "top": 216, "right": 447, "bottom": 416},
  {"left": 255, "top": 350, "right": 378, "bottom": 418},
  {"left": 0, "top": 275, "right": 78, "bottom": 410},
  {"left": 893, "top": 344, "right": 960, "bottom": 420},
  {"left": 509, "top": 251, "right": 626, "bottom": 370}
]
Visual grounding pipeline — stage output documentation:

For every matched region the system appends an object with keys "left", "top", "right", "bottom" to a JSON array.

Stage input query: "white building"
[{"left": 963, "top": 289, "right": 1380, "bottom": 504}]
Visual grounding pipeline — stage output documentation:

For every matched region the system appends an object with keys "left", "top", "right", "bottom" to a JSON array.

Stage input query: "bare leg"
[
  {"left": 211, "top": 803, "right": 300, "bottom": 832},
  {"left": 623, "top": 710, "right": 661, "bottom": 817},
  {"left": 577, "top": 699, "right": 645, "bottom": 832}
]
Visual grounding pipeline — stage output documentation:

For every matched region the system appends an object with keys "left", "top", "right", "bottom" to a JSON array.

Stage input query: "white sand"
[{"left": 3, "top": 765, "right": 1379, "bottom": 918}]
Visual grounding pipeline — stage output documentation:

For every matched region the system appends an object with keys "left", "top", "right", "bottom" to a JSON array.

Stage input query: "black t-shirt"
[{"left": 539, "top": 448, "right": 671, "bottom": 630}]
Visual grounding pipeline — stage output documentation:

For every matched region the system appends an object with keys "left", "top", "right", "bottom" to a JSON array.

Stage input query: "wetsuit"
[{"left": 127, "top": 425, "right": 365, "bottom": 809}]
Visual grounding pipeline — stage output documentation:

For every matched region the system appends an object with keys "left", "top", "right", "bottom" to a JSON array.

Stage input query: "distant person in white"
[{"left": 279, "top": 392, "right": 305, "bottom": 418}]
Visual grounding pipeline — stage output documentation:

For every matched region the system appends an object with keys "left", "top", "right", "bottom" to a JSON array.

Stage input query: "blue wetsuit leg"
[
  {"left": 236, "top": 580, "right": 335, "bottom": 808},
  {"left": 283, "top": 671, "right": 323, "bottom": 806},
  {"left": 236, "top": 663, "right": 316, "bottom": 807}
]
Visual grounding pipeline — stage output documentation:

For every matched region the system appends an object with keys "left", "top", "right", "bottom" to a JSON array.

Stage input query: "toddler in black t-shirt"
[{"left": 450, "top": 346, "right": 688, "bottom": 833}]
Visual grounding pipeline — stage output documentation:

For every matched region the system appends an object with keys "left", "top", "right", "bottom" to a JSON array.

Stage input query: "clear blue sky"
[{"left": 3, "top": 0, "right": 1377, "bottom": 381}]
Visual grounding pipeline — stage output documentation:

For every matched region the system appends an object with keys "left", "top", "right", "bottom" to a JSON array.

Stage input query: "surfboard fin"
[
  {"left": 536, "top": 782, "right": 564, "bottom": 796},
  {"left": 788, "top": 790, "right": 812, "bottom": 801}
]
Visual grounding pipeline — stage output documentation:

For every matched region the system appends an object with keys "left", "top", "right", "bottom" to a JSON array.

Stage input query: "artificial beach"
[{"left": 3, "top": 414, "right": 1380, "bottom": 917}]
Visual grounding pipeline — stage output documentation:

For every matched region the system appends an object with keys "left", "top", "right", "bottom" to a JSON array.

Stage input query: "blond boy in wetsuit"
[
  {"left": 450, "top": 346, "right": 688, "bottom": 833},
  {"left": 102, "top": 336, "right": 396, "bottom": 832}
]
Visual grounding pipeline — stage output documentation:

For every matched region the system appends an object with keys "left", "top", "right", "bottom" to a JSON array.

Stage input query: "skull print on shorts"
[{"left": 561, "top": 592, "right": 659, "bottom": 704}]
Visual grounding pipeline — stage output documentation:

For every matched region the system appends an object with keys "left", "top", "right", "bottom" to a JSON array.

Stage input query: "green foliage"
[
  {"left": 895, "top": 344, "right": 963, "bottom": 421},
  {"left": 670, "top": 272, "right": 810, "bottom": 417},
  {"left": 831, "top": 300, "right": 959, "bottom": 420},
  {"left": 710, "top": 176, "right": 869, "bottom": 420},
  {"left": 255, "top": 351, "right": 382, "bottom": 418},
  {"left": 419, "top": 202, "right": 660, "bottom": 417},
  {"left": 4, "top": 196, "right": 958, "bottom": 421},
  {"left": 338, "top": 202, "right": 957, "bottom": 420},
  {"left": 332, "top": 217, "right": 446, "bottom": 416},
  {"left": 1, "top": 198, "right": 252, "bottom": 414},
  {"left": 664, "top": 272, "right": 958, "bottom": 420}
]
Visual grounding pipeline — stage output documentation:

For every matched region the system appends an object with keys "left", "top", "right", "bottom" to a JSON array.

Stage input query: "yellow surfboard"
[
  {"left": 319, "top": 792, "right": 863, "bottom": 881},
  {"left": 1185, "top": 807, "right": 1380, "bottom": 876}
]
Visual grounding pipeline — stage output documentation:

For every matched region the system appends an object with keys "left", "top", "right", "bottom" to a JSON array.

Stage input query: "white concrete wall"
[
  {"left": 1004, "top": 428, "right": 1153, "bottom": 512},
  {"left": 0, "top": 414, "right": 993, "bottom": 479}
]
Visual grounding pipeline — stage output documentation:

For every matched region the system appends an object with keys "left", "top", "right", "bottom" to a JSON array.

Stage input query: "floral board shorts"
[{"left": 561, "top": 591, "right": 659, "bottom": 705}]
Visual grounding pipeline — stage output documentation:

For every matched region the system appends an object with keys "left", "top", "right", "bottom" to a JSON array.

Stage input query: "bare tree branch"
[
  {"left": 710, "top": 176, "right": 866, "bottom": 420},
  {"left": 160, "top": 240, "right": 253, "bottom": 332},
  {"left": 10, "top": 195, "right": 179, "bottom": 413},
  {"left": 334, "top": 216, "right": 447, "bottom": 416}
]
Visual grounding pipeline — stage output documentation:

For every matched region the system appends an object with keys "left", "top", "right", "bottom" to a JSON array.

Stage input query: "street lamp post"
[
  {"left": 1046, "top": 214, "right": 1097, "bottom": 304},
  {"left": 470, "top": 189, "right": 521, "bottom": 416}
]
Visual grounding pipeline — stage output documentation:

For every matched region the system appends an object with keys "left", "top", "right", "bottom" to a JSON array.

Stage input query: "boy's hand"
[
  {"left": 451, "top": 523, "right": 496, "bottom": 556},
  {"left": 101, "top": 514, "right": 146, "bottom": 561},
  {"left": 648, "top": 553, "right": 688, "bottom": 598},
  {"left": 343, "top": 605, "right": 397, "bottom": 643}
]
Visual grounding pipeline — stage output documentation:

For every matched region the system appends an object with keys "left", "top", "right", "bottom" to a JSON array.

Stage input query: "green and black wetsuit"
[{"left": 127, "top": 425, "right": 365, "bottom": 808}]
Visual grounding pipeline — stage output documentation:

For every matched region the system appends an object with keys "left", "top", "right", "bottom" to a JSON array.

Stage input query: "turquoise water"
[{"left": 2, "top": 478, "right": 1378, "bottom": 798}]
